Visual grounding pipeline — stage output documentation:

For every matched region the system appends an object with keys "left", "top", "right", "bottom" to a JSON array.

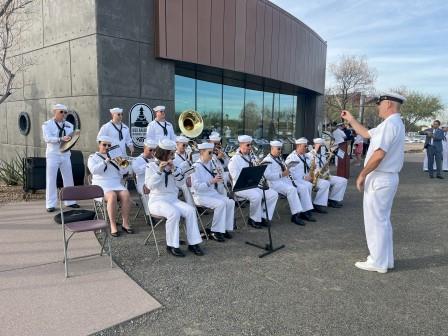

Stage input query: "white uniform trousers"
[
  {"left": 180, "top": 184, "right": 195, "bottom": 206},
  {"left": 363, "top": 171, "right": 398, "bottom": 269},
  {"left": 295, "top": 180, "right": 314, "bottom": 212},
  {"left": 46, "top": 155, "right": 75, "bottom": 208},
  {"left": 235, "top": 188, "right": 278, "bottom": 222},
  {"left": 442, "top": 141, "right": 448, "bottom": 171},
  {"left": 270, "top": 181, "right": 302, "bottom": 215},
  {"left": 328, "top": 176, "right": 347, "bottom": 202},
  {"left": 313, "top": 179, "right": 330, "bottom": 206},
  {"left": 194, "top": 194, "right": 235, "bottom": 233},
  {"left": 148, "top": 197, "right": 202, "bottom": 248}
]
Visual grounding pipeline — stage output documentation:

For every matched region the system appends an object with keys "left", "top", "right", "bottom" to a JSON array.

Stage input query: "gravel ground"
[
  {"left": 0, "top": 184, "right": 45, "bottom": 204},
  {"left": 93, "top": 153, "right": 448, "bottom": 336}
]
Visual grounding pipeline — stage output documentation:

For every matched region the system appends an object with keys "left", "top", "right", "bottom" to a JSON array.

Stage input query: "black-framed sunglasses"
[
  {"left": 116, "top": 113, "right": 123, "bottom": 116},
  {"left": 101, "top": 143, "right": 112, "bottom": 147},
  {"left": 148, "top": 148, "right": 154, "bottom": 152},
  {"left": 180, "top": 143, "right": 187, "bottom": 147},
  {"left": 245, "top": 144, "right": 252, "bottom": 147},
  {"left": 59, "top": 110, "right": 68, "bottom": 114}
]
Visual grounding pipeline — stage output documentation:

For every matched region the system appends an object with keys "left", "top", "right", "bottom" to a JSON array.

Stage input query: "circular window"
[
  {"left": 66, "top": 110, "right": 81, "bottom": 130},
  {"left": 18, "top": 112, "right": 31, "bottom": 136}
]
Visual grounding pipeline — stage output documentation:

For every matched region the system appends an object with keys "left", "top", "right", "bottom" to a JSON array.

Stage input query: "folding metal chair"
[
  {"left": 59, "top": 185, "right": 112, "bottom": 278},
  {"left": 228, "top": 174, "right": 249, "bottom": 228}
]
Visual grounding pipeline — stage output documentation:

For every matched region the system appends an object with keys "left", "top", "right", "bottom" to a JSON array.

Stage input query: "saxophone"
[
  {"left": 314, "top": 150, "right": 336, "bottom": 184},
  {"left": 308, "top": 150, "right": 319, "bottom": 191}
]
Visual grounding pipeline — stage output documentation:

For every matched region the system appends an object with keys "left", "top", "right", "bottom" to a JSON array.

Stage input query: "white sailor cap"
[
  {"left": 270, "top": 140, "right": 283, "bottom": 147},
  {"left": 197, "top": 143, "right": 214, "bottom": 150},
  {"left": 158, "top": 139, "right": 176, "bottom": 151},
  {"left": 52, "top": 103, "right": 67, "bottom": 111},
  {"left": 209, "top": 132, "right": 221, "bottom": 141},
  {"left": 295, "top": 137, "right": 308, "bottom": 145},
  {"left": 238, "top": 135, "right": 253, "bottom": 143},
  {"left": 376, "top": 92, "right": 406, "bottom": 104},
  {"left": 153, "top": 105, "right": 166, "bottom": 112},
  {"left": 109, "top": 107, "right": 123, "bottom": 114},
  {"left": 336, "top": 122, "right": 345, "bottom": 127},
  {"left": 144, "top": 139, "right": 158, "bottom": 149},
  {"left": 97, "top": 135, "right": 113, "bottom": 143},
  {"left": 175, "top": 135, "right": 189, "bottom": 143},
  {"left": 313, "top": 138, "right": 325, "bottom": 145}
]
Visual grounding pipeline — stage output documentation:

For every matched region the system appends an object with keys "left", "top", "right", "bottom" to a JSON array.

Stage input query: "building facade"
[{"left": 0, "top": 0, "right": 326, "bottom": 160}]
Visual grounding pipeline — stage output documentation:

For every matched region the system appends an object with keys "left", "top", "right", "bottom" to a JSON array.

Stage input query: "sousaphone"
[{"left": 178, "top": 110, "right": 203, "bottom": 139}]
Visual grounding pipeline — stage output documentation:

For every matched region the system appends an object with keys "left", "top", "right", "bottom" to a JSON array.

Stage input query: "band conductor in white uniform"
[
  {"left": 228, "top": 135, "right": 279, "bottom": 229},
  {"left": 191, "top": 142, "right": 235, "bottom": 241},
  {"left": 145, "top": 105, "right": 176, "bottom": 143},
  {"left": 341, "top": 92, "right": 406, "bottom": 273},
  {"left": 310, "top": 138, "right": 348, "bottom": 208},
  {"left": 262, "top": 141, "right": 310, "bottom": 225},
  {"left": 145, "top": 139, "right": 204, "bottom": 257},
  {"left": 87, "top": 136, "right": 133, "bottom": 237},
  {"left": 97, "top": 107, "right": 134, "bottom": 156},
  {"left": 286, "top": 138, "right": 329, "bottom": 214},
  {"left": 42, "top": 104, "right": 78, "bottom": 212}
]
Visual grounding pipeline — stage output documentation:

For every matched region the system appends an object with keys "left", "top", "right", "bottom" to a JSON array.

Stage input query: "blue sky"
[{"left": 270, "top": 0, "right": 448, "bottom": 106}]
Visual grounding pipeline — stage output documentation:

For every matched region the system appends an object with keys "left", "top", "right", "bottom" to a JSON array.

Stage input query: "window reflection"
[
  {"left": 174, "top": 75, "right": 195, "bottom": 133},
  {"left": 244, "top": 89, "right": 263, "bottom": 139},
  {"left": 197, "top": 79, "right": 222, "bottom": 138},
  {"left": 223, "top": 83, "right": 244, "bottom": 146}
]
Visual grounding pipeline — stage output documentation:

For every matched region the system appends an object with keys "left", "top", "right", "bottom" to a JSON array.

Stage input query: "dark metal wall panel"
[
  {"left": 182, "top": 0, "right": 198, "bottom": 63},
  {"left": 234, "top": 0, "right": 247, "bottom": 72},
  {"left": 155, "top": 0, "right": 167, "bottom": 58},
  {"left": 154, "top": 0, "right": 327, "bottom": 94},
  {"left": 262, "top": 5, "right": 273, "bottom": 78},
  {"left": 223, "top": 0, "right": 236, "bottom": 69},
  {"left": 254, "top": 1, "right": 265, "bottom": 75},
  {"left": 165, "top": 0, "right": 183, "bottom": 60},
  {"left": 244, "top": 0, "right": 257, "bottom": 74},
  {"left": 197, "top": 0, "right": 212, "bottom": 65},
  {"left": 211, "top": 0, "right": 224, "bottom": 67}
]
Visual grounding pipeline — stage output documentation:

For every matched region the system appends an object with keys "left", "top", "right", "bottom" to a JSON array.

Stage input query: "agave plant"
[{"left": 0, "top": 152, "right": 24, "bottom": 186}]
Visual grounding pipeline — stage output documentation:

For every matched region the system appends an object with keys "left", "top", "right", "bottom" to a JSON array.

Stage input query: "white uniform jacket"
[
  {"left": 97, "top": 121, "right": 133, "bottom": 156},
  {"left": 87, "top": 153, "right": 129, "bottom": 193},
  {"left": 42, "top": 119, "right": 74, "bottom": 158},
  {"left": 131, "top": 154, "right": 154, "bottom": 194},
  {"left": 145, "top": 120, "right": 176, "bottom": 143}
]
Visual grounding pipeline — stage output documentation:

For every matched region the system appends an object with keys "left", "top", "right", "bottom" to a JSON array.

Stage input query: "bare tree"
[
  {"left": 325, "top": 55, "right": 377, "bottom": 124},
  {"left": 0, "top": 0, "right": 33, "bottom": 105}
]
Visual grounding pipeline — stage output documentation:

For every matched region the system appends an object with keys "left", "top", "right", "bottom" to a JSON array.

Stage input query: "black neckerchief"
[
  {"left": 200, "top": 161, "right": 217, "bottom": 189},
  {"left": 298, "top": 154, "right": 309, "bottom": 174},
  {"left": 96, "top": 153, "right": 119, "bottom": 172},
  {"left": 176, "top": 152, "right": 191, "bottom": 166},
  {"left": 156, "top": 161, "right": 172, "bottom": 187},
  {"left": 270, "top": 154, "right": 285, "bottom": 172},
  {"left": 156, "top": 120, "right": 168, "bottom": 136},
  {"left": 317, "top": 154, "right": 324, "bottom": 168},
  {"left": 142, "top": 155, "right": 149, "bottom": 163},
  {"left": 110, "top": 122, "right": 123, "bottom": 141},
  {"left": 239, "top": 153, "right": 253, "bottom": 167},
  {"left": 54, "top": 120, "right": 66, "bottom": 137}
]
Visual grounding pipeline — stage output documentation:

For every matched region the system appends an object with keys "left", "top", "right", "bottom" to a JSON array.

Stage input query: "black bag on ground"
[{"left": 54, "top": 209, "right": 96, "bottom": 224}]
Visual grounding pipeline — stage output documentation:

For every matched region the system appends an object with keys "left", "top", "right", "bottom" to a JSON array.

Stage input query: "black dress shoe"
[
  {"left": 223, "top": 231, "right": 233, "bottom": 239},
  {"left": 67, "top": 204, "right": 80, "bottom": 209},
  {"left": 166, "top": 246, "right": 185, "bottom": 257},
  {"left": 437, "top": 175, "right": 444, "bottom": 179},
  {"left": 247, "top": 218, "right": 262, "bottom": 229},
  {"left": 188, "top": 244, "right": 204, "bottom": 256},
  {"left": 259, "top": 218, "right": 269, "bottom": 227},
  {"left": 312, "top": 204, "right": 327, "bottom": 213},
  {"left": 299, "top": 212, "right": 316, "bottom": 222},
  {"left": 111, "top": 231, "right": 120, "bottom": 237},
  {"left": 122, "top": 226, "right": 134, "bottom": 234},
  {"left": 210, "top": 231, "right": 225, "bottom": 242},
  {"left": 291, "top": 214, "right": 306, "bottom": 226},
  {"left": 46, "top": 207, "right": 55, "bottom": 213},
  {"left": 328, "top": 200, "right": 343, "bottom": 208}
]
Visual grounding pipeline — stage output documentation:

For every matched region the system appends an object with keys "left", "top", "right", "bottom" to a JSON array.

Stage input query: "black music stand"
[{"left": 233, "top": 166, "right": 285, "bottom": 258}]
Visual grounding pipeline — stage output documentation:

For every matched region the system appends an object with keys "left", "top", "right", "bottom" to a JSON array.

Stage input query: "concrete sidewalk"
[{"left": 0, "top": 201, "right": 161, "bottom": 336}]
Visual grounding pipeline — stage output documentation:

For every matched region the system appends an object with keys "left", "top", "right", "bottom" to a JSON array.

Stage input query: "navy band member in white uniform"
[
  {"left": 42, "top": 104, "right": 78, "bottom": 212},
  {"left": 87, "top": 136, "right": 133, "bottom": 237},
  {"left": 191, "top": 142, "right": 235, "bottom": 241},
  {"left": 145, "top": 139, "right": 204, "bottom": 257},
  {"left": 332, "top": 123, "right": 347, "bottom": 167},
  {"left": 262, "top": 141, "right": 309, "bottom": 225},
  {"left": 172, "top": 135, "right": 195, "bottom": 206},
  {"left": 286, "top": 138, "right": 329, "bottom": 214},
  {"left": 97, "top": 107, "right": 134, "bottom": 156},
  {"left": 309, "top": 138, "right": 348, "bottom": 208},
  {"left": 132, "top": 139, "right": 157, "bottom": 195},
  {"left": 341, "top": 92, "right": 406, "bottom": 273},
  {"left": 208, "top": 131, "right": 230, "bottom": 193},
  {"left": 145, "top": 105, "right": 176, "bottom": 143},
  {"left": 228, "top": 135, "right": 279, "bottom": 229}
]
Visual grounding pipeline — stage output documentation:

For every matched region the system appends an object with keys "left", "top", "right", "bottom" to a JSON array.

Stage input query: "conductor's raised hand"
[{"left": 340, "top": 110, "right": 354, "bottom": 123}]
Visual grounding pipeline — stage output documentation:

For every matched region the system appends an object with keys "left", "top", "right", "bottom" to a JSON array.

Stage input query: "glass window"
[
  {"left": 263, "top": 92, "right": 274, "bottom": 140},
  {"left": 174, "top": 75, "right": 196, "bottom": 133},
  {"left": 244, "top": 88, "right": 263, "bottom": 139},
  {"left": 197, "top": 79, "right": 222, "bottom": 138},
  {"left": 223, "top": 83, "right": 245, "bottom": 146},
  {"left": 278, "top": 94, "right": 295, "bottom": 140}
]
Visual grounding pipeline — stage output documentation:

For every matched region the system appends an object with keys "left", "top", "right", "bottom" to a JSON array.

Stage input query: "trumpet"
[{"left": 113, "top": 156, "right": 130, "bottom": 168}]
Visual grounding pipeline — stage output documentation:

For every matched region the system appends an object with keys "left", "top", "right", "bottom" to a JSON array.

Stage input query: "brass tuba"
[{"left": 178, "top": 110, "right": 204, "bottom": 138}]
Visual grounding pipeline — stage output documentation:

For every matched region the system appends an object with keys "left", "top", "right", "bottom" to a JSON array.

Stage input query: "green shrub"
[{"left": 0, "top": 152, "right": 24, "bottom": 186}]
